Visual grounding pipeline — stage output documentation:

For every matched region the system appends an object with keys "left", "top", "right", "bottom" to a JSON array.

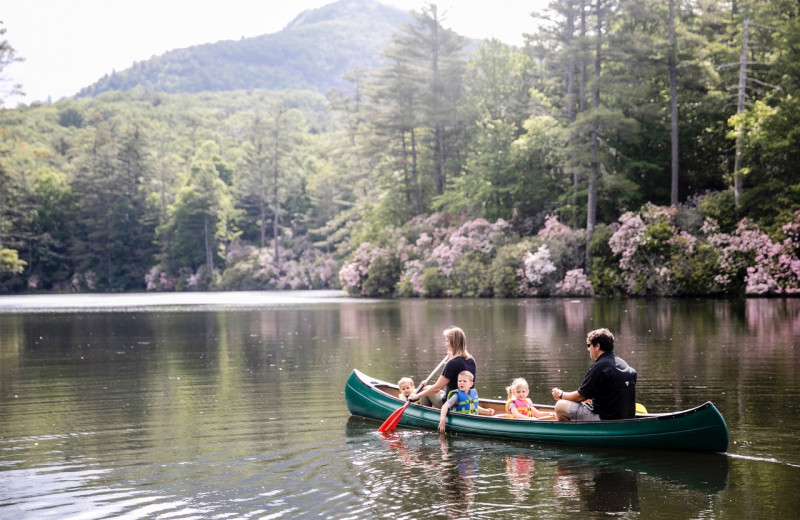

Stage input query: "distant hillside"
[{"left": 78, "top": 0, "right": 412, "bottom": 97}]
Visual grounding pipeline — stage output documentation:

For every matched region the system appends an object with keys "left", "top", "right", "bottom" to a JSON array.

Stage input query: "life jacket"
[
  {"left": 505, "top": 398, "right": 532, "bottom": 418},
  {"left": 447, "top": 388, "right": 479, "bottom": 414}
]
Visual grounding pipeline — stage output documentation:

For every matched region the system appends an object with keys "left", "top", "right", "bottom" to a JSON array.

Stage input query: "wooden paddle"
[{"left": 378, "top": 355, "right": 449, "bottom": 432}]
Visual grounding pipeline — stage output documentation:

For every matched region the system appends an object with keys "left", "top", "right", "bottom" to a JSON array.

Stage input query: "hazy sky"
[{"left": 2, "top": 0, "right": 548, "bottom": 108}]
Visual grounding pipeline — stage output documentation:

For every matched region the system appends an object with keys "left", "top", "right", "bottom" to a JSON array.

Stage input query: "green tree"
[
  {"left": 235, "top": 105, "right": 306, "bottom": 263},
  {"left": 71, "top": 120, "right": 155, "bottom": 290},
  {"left": 160, "top": 141, "right": 239, "bottom": 285},
  {"left": 28, "top": 167, "right": 74, "bottom": 288},
  {"left": 367, "top": 2, "right": 468, "bottom": 225}
]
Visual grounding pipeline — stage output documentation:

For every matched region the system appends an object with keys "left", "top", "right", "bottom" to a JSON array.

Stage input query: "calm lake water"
[{"left": 1, "top": 292, "right": 798, "bottom": 519}]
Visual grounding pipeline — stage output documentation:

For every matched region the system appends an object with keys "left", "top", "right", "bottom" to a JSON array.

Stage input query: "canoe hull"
[{"left": 345, "top": 369, "right": 729, "bottom": 453}]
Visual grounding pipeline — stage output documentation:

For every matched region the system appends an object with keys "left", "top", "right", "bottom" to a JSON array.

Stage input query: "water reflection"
[
  {"left": 346, "top": 417, "right": 729, "bottom": 518},
  {"left": 505, "top": 453, "right": 534, "bottom": 501},
  {"left": 380, "top": 430, "right": 479, "bottom": 519},
  {"left": 553, "top": 460, "right": 639, "bottom": 515},
  {"left": 2, "top": 295, "right": 797, "bottom": 519}
]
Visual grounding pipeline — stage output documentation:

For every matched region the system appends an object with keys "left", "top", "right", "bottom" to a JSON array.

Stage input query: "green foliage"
[
  {"left": 0, "top": 248, "right": 25, "bottom": 275},
  {"left": 421, "top": 267, "right": 446, "bottom": 298},
  {"left": 449, "top": 253, "right": 493, "bottom": 298},
  {"left": 490, "top": 240, "right": 538, "bottom": 298},
  {"left": 588, "top": 224, "right": 623, "bottom": 296},
  {"left": 362, "top": 255, "right": 402, "bottom": 297},
  {"left": 669, "top": 242, "right": 722, "bottom": 296},
  {"left": 3, "top": 1, "right": 800, "bottom": 297}
]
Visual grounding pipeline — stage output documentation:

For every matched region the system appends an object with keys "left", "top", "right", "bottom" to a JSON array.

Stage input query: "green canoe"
[{"left": 345, "top": 369, "right": 729, "bottom": 453}]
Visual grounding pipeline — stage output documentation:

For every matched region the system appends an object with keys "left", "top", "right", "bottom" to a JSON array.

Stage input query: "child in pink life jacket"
[{"left": 506, "top": 378, "right": 556, "bottom": 420}]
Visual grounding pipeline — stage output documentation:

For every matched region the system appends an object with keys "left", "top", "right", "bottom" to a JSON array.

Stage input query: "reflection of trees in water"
[{"left": 554, "top": 461, "right": 639, "bottom": 515}]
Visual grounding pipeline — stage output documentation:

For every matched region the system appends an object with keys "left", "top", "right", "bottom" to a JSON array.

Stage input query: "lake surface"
[{"left": 1, "top": 292, "right": 799, "bottom": 519}]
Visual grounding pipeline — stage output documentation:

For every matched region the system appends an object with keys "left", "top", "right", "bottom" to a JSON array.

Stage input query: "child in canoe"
[
  {"left": 506, "top": 378, "right": 557, "bottom": 420},
  {"left": 439, "top": 371, "right": 495, "bottom": 432},
  {"left": 398, "top": 377, "right": 416, "bottom": 400}
]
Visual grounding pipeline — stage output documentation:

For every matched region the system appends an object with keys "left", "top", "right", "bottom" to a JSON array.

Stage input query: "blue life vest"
[{"left": 447, "top": 388, "right": 479, "bottom": 415}]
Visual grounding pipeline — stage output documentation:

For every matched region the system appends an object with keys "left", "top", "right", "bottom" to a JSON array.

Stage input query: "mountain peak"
[{"left": 78, "top": 0, "right": 412, "bottom": 98}]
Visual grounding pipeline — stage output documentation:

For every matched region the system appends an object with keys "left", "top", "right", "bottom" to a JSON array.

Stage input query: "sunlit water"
[{"left": 1, "top": 293, "right": 798, "bottom": 519}]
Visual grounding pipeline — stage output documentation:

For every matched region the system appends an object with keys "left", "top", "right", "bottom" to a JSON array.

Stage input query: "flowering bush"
[
  {"left": 339, "top": 215, "right": 512, "bottom": 297},
  {"left": 145, "top": 265, "right": 177, "bottom": 291},
  {"left": 519, "top": 245, "right": 557, "bottom": 295},
  {"left": 606, "top": 204, "right": 686, "bottom": 295},
  {"left": 148, "top": 239, "right": 340, "bottom": 292},
  {"left": 555, "top": 269, "right": 594, "bottom": 296},
  {"left": 705, "top": 211, "right": 800, "bottom": 295},
  {"left": 337, "top": 206, "right": 800, "bottom": 298},
  {"left": 339, "top": 242, "right": 396, "bottom": 296}
]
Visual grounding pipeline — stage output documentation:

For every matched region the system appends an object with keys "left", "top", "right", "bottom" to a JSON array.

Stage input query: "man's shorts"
[{"left": 567, "top": 401, "right": 601, "bottom": 421}]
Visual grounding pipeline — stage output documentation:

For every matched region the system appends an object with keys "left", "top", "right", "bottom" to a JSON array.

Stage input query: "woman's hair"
[
  {"left": 506, "top": 377, "right": 529, "bottom": 399},
  {"left": 444, "top": 326, "right": 469, "bottom": 358}
]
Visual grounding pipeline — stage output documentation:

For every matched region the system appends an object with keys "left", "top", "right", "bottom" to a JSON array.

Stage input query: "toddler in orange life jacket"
[
  {"left": 506, "top": 378, "right": 557, "bottom": 420},
  {"left": 439, "top": 371, "right": 495, "bottom": 433},
  {"left": 398, "top": 377, "right": 416, "bottom": 400}
]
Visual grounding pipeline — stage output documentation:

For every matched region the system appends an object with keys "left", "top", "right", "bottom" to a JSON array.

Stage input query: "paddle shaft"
[
  {"left": 378, "top": 355, "right": 449, "bottom": 432},
  {"left": 415, "top": 354, "right": 450, "bottom": 396}
]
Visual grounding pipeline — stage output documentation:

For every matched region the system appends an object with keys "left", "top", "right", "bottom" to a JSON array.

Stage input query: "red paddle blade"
[{"left": 378, "top": 401, "right": 410, "bottom": 432}]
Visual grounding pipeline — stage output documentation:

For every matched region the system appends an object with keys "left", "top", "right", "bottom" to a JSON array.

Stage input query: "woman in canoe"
[{"left": 409, "top": 326, "right": 476, "bottom": 409}]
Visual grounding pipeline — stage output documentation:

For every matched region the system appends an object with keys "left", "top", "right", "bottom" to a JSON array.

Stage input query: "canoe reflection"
[{"left": 345, "top": 417, "right": 729, "bottom": 515}]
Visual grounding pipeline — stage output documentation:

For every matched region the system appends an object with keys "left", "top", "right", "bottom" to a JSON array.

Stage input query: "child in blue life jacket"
[
  {"left": 506, "top": 378, "right": 556, "bottom": 420},
  {"left": 398, "top": 377, "right": 416, "bottom": 400},
  {"left": 439, "top": 371, "right": 495, "bottom": 432}
]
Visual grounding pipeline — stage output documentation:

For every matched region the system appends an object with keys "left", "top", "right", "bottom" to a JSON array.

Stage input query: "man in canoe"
[{"left": 550, "top": 328, "right": 637, "bottom": 421}]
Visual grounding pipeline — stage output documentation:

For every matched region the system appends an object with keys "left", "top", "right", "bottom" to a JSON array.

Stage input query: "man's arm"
[{"left": 551, "top": 388, "right": 588, "bottom": 402}]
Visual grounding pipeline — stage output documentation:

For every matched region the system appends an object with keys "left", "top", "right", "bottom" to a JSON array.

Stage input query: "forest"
[{"left": 1, "top": 0, "right": 799, "bottom": 297}]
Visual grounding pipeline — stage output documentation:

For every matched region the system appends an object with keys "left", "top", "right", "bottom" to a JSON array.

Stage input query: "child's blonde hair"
[
  {"left": 506, "top": 377, "right": 529, "bottom": 399},
  {"left": 457, "top": 370, "right": 474, "bottom": 382},
  {"left": 398, "top": 376, "right": 414, "bottom": 388}
]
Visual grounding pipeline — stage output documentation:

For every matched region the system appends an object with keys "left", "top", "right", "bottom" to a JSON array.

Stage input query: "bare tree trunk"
[
  {"left": 565, "top": 3, "right": 579, "bottom": 228},
  {"left": 204, "top": 213, "right": 213, "bottom": 274},
  {"left": 580, "top": 0, "right": 588, "bottom": 114},
  {"left": 273, "top": 135, "right": 280, "bottom": 265},
  {"left": 410, "top": 128, "right": 420, "bottom": 214},
  {"left": 669, "top": 0, "right": 679, "bottom": 206},
  {"left": 586, "top": 0, "right": 603, "bottom": 271},
  {"left": 734, "top": 13, "right": 749, "bottom": 208}
]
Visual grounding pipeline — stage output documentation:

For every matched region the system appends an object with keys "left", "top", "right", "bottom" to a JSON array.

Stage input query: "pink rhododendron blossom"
[
  {"left": 538, "top": 214, "right": 573, "bottom": 239},
  {"left": 523, "top": 245, "right": 556, "bottom": 285},
  {"left": 555, "top": 269, "right": 593, "bottom": 296},
  {"left": 705, "top": 213, "right": 800, "bottom": 294}
]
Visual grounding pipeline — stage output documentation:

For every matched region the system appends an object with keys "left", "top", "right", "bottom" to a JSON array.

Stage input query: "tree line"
[{"left": 1, "top": 1, "right": 799, "bottom": 296}]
